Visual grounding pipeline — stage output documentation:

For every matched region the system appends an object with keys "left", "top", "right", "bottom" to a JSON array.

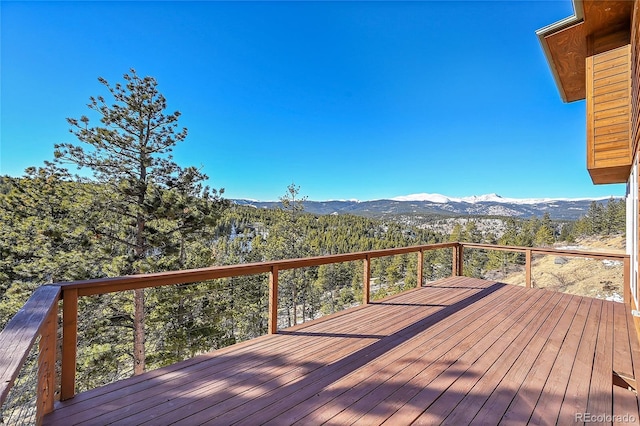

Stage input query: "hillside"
[{"left": 488, "top": 235, "right": 626, "bottom": 301}]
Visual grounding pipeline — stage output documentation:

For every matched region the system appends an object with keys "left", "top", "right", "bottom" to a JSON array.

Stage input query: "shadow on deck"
[{"left": 44, "top": 276, "right": 640, "bottom": 425}]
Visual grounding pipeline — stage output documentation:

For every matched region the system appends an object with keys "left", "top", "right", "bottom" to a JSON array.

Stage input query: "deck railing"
[
  {"left": 0, "top": 285, "right": 59, "bottom": 424},
  {"left": 0, "top": 241, "right": 629, "bottom": 424}
]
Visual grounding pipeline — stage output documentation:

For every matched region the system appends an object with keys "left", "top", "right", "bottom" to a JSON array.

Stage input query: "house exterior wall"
[
  {"left": 586, "top": 43, "right": 632, "bottom": 184},
  {"left": 633, "top": 1, "right": 640, "bottom": 156},
  {"left": 630, "top": 1, "right": 640, "bottom": 310},
  {"left": 539, "top": 0, "right": 640, "bottom": 316},
  {"left": 626, "top": 160, "right": 637, "bottom": 306}
]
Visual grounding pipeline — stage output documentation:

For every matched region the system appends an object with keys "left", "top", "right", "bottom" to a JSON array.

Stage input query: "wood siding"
[
  {"left": 587, "top": 43, "right": 632, "bottom": 184},
  {"left": 633, "top": 1, "right": 640, "bottom": 165},
  {"left": 632, "top": 0, "right": 640, "bottom": 320}
]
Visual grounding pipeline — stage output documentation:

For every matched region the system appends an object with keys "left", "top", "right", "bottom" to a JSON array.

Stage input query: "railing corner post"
[
  {"left": 624, "top": 256, "right": 631, "bottom": 305},
  {"left": 268, "top": 266, "right": 279, "bottom": 334},
  {"left": 36, "top": 295, "right": 58, "bottom": 420},
  {"left": 452, "top": 243, "right": 463, "bottom": 277},
  {"left": 525, "top": 249, "right": 532, "bottom": 288},
  {"left": 61, "top": 288, "right": 78, "bottom": 401}
]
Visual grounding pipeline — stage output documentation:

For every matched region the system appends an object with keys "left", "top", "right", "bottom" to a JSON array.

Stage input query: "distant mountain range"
[{"left": 232, "top": 193, "right": 623, "bottom": 220}]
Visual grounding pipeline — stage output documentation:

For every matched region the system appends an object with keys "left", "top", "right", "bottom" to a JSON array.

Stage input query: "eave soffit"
[{"left": 536, "top": 0, "right": 632, "bottom": 103}]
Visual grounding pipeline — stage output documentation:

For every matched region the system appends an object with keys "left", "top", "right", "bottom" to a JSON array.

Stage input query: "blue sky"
[{"left": 0, "top": 1, "right": 626, "bottom": 201}]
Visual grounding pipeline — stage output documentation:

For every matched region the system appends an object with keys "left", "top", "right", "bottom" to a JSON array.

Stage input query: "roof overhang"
[{"left": 536, "top": 0, "right": 632, "bottom": 103}]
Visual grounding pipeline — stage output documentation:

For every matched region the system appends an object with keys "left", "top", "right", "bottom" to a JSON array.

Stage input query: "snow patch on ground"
[
  {"left": 604, "top": 292, "right": 624, "bottom": 303},
  {"left": 555, "top": 245, "right": 586, "bottom": 251}
]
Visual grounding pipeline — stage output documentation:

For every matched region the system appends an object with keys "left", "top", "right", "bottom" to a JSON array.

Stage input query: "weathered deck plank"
[
  {"left": 586, "top": 300, "right": 614, "bottom": 424},
  {"left": 292, "top": 284, "right": 530, "bottom": 425},
  {"left": 415, "top": 291, "right": 565, "bottom": 425},
  {"left": 461, "top": 294, "right": 581, "bottom": 425},
  {"left": 43, "top": 277, "right": 640, "bottom": 426},
  {"left": 557, "top": 298, "right": 604, "bottom": 422},
  {"left": 353, "top": 287, "right": 549, "bottom": 425},
  {"left": 499, "top": 296, "right": 589, "bottom": 425}
]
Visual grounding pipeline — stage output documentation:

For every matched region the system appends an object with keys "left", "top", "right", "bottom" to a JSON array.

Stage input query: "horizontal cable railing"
[{"left": 0, "top": 241, "right": 630, "bottom": 424}]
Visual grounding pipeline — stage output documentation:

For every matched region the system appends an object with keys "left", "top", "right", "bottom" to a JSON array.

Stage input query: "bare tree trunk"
[{"left": 133, "top": 201, "right": 146, "bottom": 375}]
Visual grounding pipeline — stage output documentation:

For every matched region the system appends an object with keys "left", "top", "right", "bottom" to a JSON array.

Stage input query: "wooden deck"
[{"left": 44, "top": 277, "right": 640, "bottom": 425}]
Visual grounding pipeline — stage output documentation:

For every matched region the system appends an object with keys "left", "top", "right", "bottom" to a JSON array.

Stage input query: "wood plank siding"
[
  {"left": 633, "top": 1, "right": 640, "bottom": 158},
  {"left": 43, "top": 277, "right": 640, "bottom": 425},
  {"left": 587, "top": 43, "right": 632, "bottom": 184}
]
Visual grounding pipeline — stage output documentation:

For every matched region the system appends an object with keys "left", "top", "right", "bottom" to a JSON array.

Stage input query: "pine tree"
[
  {"left": 263, "top": 183, "right": 311, "bottom": 326},
  {"left": 0, "top": 163, "right": 102, "bottom": 326},
  {"left": 55, "top": 69, "right": 226, "bottom": 374},
  {"left": 534, "top": 213, "right": 555, "bottom": 246}
]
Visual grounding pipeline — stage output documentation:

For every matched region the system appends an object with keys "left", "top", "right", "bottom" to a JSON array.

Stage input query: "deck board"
[
  {"left": 557, "top": 298, "right": 603, "bottom": 422},
  {"left": 587, "top": 300, "right": 614, "bottom": 424},
  {"left": 293, "top": 283, "right": 530, "bottom": 425},
  {"left": 117, "top": 280, "right": 480, "bottom": 425},
  {"left": 356, "top": 286, "right": 550, "bottom": 425},
  {"left": 43, "top": 277, "right": 640, "bottom": 425},
  {"left": 464, "top": 294, "right": 581, "bottom": 425},
  {"left": 499, "top": 296, "right": 587, "bottom": 425},
  {"left": 422, "top": 291, "right": 564, "bottom": 425}
]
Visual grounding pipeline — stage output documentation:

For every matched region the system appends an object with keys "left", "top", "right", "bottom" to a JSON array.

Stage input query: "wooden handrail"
[
  {"left": 0, "top": 285, "right": 60, "bottom": 417},
  {"left": 461, "top": 242, "right": 629, "bottom": 292},
  {"left": 461, "top": 242, "right": 628, "bottom": 260},
  {"left": 55, "top": 243, "right": 459, "bottom": 296}
]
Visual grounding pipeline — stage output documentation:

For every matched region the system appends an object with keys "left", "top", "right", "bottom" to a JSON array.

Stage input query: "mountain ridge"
[{"left": 232, "top": 193, "right": 622, "bottom": 221}]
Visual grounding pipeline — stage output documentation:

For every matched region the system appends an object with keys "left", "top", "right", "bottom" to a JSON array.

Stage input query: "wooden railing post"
[
  {"left": 624, "top": 256, "right": 631, "bottom": 305},
  {"left": 452, "top": 244, "right": 463, "bottom": 276},
  {"left": 61, "top": 288, "right": 78, "bottom": 401},
  {"left": 363, "top": 255, "right": 371, "bottom": 304},
  {"left": 525, "top": 249, "right": 532, "bottom": 288},
  {"left": 36, "top": 297, "right": 57, "bottom": 419},
  {"left": 417, "top": 250, "right": 424, "bottom": 288},
  {"left": 0, "top": 285, "right": 60, "bottom": 426},
  {"left": 268, "top": 266, "right": 279, "bottom": 334},
  {"left": 452, "top": 246, "right": 457, "bottom": 276}
]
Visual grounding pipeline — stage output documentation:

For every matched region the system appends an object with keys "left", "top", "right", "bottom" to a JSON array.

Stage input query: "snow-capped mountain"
[
  {"left": 232, "top": 193, "right": 621, "bottom": 220},
  {"left": 390, "top": 192, "right": 612, "bottom": 205}
]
